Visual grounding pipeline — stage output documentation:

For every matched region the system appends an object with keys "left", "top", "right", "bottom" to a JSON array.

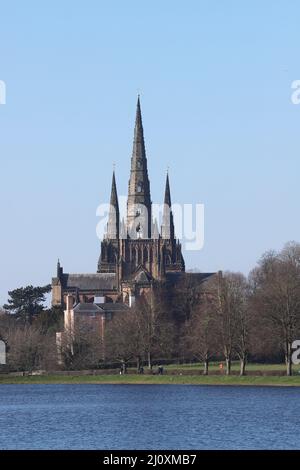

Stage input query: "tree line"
[
  {"left": 1, "top": 241, "right": 300, "bottom": 375},
  {"left": 101, "top": 241, "right": 300, "bottom": 376}
]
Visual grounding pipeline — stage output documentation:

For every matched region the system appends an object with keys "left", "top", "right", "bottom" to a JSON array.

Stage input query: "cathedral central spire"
[{"left": 127, "top": 96, "right": 152, "bottom": 238}]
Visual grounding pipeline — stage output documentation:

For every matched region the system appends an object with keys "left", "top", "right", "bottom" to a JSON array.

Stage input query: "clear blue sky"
[{"left": 0, "top": 1, "right": 299, "bottom": 306}]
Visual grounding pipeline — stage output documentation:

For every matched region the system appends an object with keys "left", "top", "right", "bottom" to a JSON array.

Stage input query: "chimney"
[
  {"left": 64, "top": 294, "right": 75, "bottom": 339},
  {"left": 66, "top": 294, "right": 74, "bottom": 311}
]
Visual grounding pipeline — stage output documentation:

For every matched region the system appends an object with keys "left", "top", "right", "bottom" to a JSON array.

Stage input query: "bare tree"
[
  {"left": 137, "top": 288, "right": 175, "bottom": 369},
  {"left": 169, "top": 275, "right": 202, "bottom": 323},
  {"left": 7, "top": 324, "right": 57, "bottom": 372},
  {"left": 215, "top": 272, "right": 247, "bottom": 375},
  {"left": 232, "top": 274, "right": 250, "bottom": 376},
  {"left": 184, "top": 293, "right": 217, "bottom": 375},
  {"left": 61, "top": 318, "right": 104, "bottom": 370},
  {"left": 104, "top": 287, "right": 175, "bottom": 372},
  {"left": 105, "top": 308, "right": 144, "bottom": 373},
  {"left": 250, "top": 242, "right": 300, "bottom": 376}
]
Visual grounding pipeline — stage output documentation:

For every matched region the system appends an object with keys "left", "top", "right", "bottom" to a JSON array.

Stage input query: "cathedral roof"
[
  {"left": 166, "top": 272, "right": 216, "bottom": 285},
  {"left": 62, "top": 273, "right": 117, "bottom": 291}
]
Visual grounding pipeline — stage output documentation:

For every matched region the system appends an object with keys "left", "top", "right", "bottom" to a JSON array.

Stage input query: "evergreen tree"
[{"left": 3, "top": 285, "right": 51, "bottom": 324}]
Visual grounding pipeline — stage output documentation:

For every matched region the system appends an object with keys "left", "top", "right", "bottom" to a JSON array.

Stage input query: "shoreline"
[{"left": 1, "top": 374, "right": 300, "bottom": 387}]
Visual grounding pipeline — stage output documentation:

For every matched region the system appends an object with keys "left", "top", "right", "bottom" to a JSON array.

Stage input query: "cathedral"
[{"left": 52, "top": 97, "right": 214, "bottom": 315}]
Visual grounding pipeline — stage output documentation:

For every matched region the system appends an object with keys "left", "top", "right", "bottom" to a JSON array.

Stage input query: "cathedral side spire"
[
  {"left": 161, "top": 172, "right": 175, "bottom": 240},
  {"left": 164, "top": 172, "right": 171, "bottom": 207},
  {"left": 110, "top": 170, "right": 118, "bottom": 208},
  {"left": 107, "top": 170, "right": 120, "bottom": 239}
]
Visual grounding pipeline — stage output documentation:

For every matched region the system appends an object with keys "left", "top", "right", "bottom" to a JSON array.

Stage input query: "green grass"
[
  {"left": 167, "top": 361, "right": 288, "bottom": 372},
  {"left": 1, "top": 361, "right": 297, "bottom": 386},
  {"left": 114, "top": 362, "right": 289, "bottom": 375},
  {"left": 1, "top": 374, "right": 300, "bottom": 386}
]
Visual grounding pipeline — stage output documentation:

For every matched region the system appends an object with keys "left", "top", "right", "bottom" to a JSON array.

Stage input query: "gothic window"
[
  {"left": 138, "top": 247, "right": 142, "bottom": 264},
  {"left": 135, "top": 246, "right": 139, "bottom": 265},
  {"left": 137, "top": 182, "right": 143, "bottom": 193},
  {"left": 137, "top": 160, "right": 142, "bottom": 169}
]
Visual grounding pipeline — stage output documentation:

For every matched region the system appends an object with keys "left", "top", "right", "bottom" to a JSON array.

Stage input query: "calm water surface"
[{"left": 0, "top": 384, "right": 299, "bottom": 449}]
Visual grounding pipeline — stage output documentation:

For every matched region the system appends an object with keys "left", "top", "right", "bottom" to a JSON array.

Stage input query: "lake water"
[{"left": 0, "top": 384, "right": 299, "bottom": 449}]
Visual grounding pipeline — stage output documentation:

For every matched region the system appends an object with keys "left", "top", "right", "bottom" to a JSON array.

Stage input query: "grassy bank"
[
  {"left": 167, "top": 361, "right": 289, "bottom": 372},
  {"left": 1, "top": 374, "right": 300, "bottom": 386}
]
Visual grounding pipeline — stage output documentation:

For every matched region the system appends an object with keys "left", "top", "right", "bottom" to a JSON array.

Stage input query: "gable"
[{"left": 132, "top": 265, "right": 153, "bottom": 283}]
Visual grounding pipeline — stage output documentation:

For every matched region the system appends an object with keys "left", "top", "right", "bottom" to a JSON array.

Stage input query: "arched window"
[
  {"left": 135, "top": 246, "right": 139, "bottom": 265},
  {"left": 137, "top": 182, "right": 143, "bottom": 193},
  {"left": 138, "top": 247, "right": 142, "bottom": 264}
]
